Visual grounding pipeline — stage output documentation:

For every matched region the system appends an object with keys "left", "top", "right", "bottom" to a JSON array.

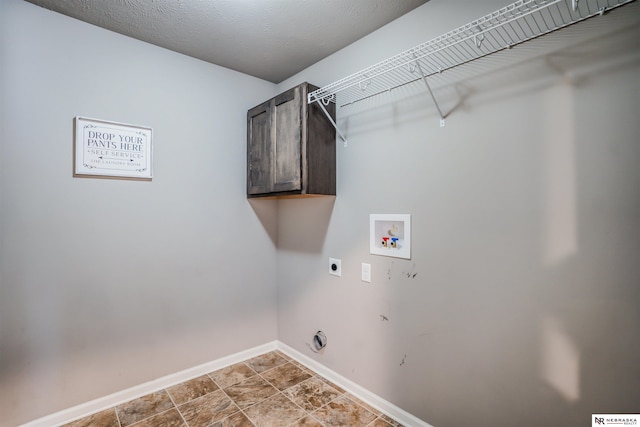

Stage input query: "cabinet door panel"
[
  {"left": 273, "top": 88, "right": 302, "bottom": 192},
  {"left": 247, "top": 103, "right": 272, "bottom": 195}
]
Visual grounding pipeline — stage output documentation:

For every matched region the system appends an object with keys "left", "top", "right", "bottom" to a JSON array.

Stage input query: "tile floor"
[{"left": 62, "top": 351, "right": 405, "bottom": 427}]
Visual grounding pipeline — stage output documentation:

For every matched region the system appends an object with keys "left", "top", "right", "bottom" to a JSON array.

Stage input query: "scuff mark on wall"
[
  {"left": 387, "top": 260, "right": 395, "bottom": 280},
  {"left": 380, "top": 314, "right": 389, "bottom": 321},
  {"left": 402, "top": 263, "right": 418, "bottom": 278},
  {"left": 400, "top": 354, "right": 407, "bottom": 366},
  {"left": 386, "top": 260, "right": 419, "bottom": 281}
]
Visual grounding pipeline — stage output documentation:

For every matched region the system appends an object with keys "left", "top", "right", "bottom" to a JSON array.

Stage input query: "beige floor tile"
[
  {"left": 289, "top": 415, "right": 325, "bottom": 426},
  {"left": 116, "top": 390, "right": 174, "bottom": 427},
  {"left": 178, "top": 389, "right": 239, "bottom": 427},
  {"left": 209, "top": 362, "right": 257, "bottom": 389},
  {"left": 129, "top": 408, "right": 185, "bottom": 427},
  {"left": 379, "top": 413, "right": 405, "bottom": 426},
  {"left": 367, "top": 417, "right": 394, "bottom": 427},
  {"left": 244, "top": 351, "right": 288, "bottom": 373},
  {"left": 317, "top": 376, "right": 346, "bottom": 394},
  {"left": 243, "top": 393, "right": 306, "bottom": 427},
  {"left": 167, "top": 374, "right": 218, "bottom": 405},
  {"left": 289, "top": 360, "right": 316, "bottom": 376},
  {"left": 344, "top": 393, "right": 382, "bottom": 417},
  {"left": 261, "top": 362, "right": 312, "bottom": 391},
  {"left": 224, "top": 375, "right": 279, "bottom": 409},
  {"left": 209, "top": 410, "right": 256, "bottom": 426},
  {"left": 62, "top": 408, "right": 119, "bottom": 427},
  {"left": 283, "top": 377, "right": 341, "bottom": 411},
  {"left": 311, "top": 394, "right": 377, "bottom": 427},
  {"left": 273, "top": 350, "right": 292, "bottom": 361}
]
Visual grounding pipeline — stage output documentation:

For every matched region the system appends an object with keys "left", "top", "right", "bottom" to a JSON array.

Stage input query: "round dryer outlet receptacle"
[
  {"left": 329, "top": 258, "right": 341, "bottom": 276},
  {"left": 313, "top": 331, "right": 327, "bottom": 351}
]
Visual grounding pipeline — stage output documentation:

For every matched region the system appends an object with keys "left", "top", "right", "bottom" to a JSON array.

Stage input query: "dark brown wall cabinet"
[{"left": 247, "top": 82, "right": 336, "bottom": 198}]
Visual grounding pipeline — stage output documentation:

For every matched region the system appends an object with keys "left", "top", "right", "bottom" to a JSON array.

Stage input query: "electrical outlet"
[
  {"left": 361, "top": 263, "right": 371, "bottom": 282},
  {"left": 329, "top": 258, "right": 341, "bottom": 277}
]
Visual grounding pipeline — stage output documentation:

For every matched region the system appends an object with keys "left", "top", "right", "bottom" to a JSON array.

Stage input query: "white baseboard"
[
  {"left": 277, "top": 342, "right": 432, "bottom": 427},
  {"left": 22, "top": 340, "right": 431, "bottom": 427},
  {"left": 21, "top": 341, "right": 278, "bottom": 427}
]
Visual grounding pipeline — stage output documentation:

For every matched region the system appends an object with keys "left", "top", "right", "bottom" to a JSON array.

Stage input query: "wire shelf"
[{"left": 308, "top": 0, "right": 635, "bottom": 109}]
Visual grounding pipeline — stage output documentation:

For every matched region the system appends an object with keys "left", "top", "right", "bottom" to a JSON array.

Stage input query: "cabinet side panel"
[
  {"left": 273, "top": 88, "right": 302, "bottom": 192},
  {"left": 247, "top": 104, "right": 272, "bottom": 195},
  {"left": 307, "top": 97, "right": 336, "bottom": 195}
]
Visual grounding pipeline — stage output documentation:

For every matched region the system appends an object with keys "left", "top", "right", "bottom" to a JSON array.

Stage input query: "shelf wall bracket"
[
  {"left": 317, "top": 98, "right": 348, "bottom": 147},
  {"left": 474, "top": 26, "right": 485, "bottom": 49},
  {"left": 413, "top": 55, "right": 446, "bottom": 127}
]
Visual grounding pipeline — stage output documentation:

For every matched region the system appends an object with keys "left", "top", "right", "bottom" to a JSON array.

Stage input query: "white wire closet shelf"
[{"left": 308, "top": 0, "right": 636, "bottom": 137}]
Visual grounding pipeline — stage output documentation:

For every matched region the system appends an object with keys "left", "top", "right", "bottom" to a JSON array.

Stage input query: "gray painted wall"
[
  {"left": 2, "top": 0, "right": 639, "bottom": 426},
  {"left": 0, "top": 1, "right": 278, "bottom": 425},
  {"left": 276, "top": 1, "right": 640, "bottom": 426}
]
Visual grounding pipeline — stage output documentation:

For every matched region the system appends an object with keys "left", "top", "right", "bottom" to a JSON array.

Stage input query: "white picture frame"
[
  {"left": 370, "top": 214, "right": 411, "bottom": 259},
  {"left": 74, "top": 116, "right": 153, "bottom": 180}
]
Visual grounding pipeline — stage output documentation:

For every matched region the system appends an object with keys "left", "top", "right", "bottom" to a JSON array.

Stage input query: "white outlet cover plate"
[
  {"left": 329, "top": 258, "right": 341, "bottom": 276},
  {"left": 361, "top": 263, "right": 371, "bottom": 282}
]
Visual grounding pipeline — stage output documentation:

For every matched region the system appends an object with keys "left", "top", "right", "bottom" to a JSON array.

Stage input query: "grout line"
[
  {"left": 282, "top": 389, "right": 312, "bottom": 427},
  {"left": 205, "top": 363, "right": 263, "bottom": 425},
  {"left": 120, "top": 393, "right": 175, "bottom": 427},
  {"left": 209, "top": 362, "right": 265, "bottom": 427},
  {"left": 365, "top": 417, "right": 387, "bottom": 427},
  {"left": 234, "top": 362, "right": 314, "bottom": 426},
  {"left": 272, "top": 375, "right": 310, "bottom": 424},
  {"left": 164, "top": 388, "right": 178, "bottom": 408},
  {"left": 129, "top": 407, "right": 180, "bottom": 427},
  {"left": 267, "top": 363, "right": 380, "bottom": 427},
  {"left": 217, "top": 384, "right": 256, "bottom": 426},
  {"left": 306, "top": 409, "right": 327, "bottom": 427},
  {"left": 163, "top": 388, "right": 190, "bottom": 427},
  {"left": 114, "top": 406, "right": 122, "bottom": 427},
  {"left": 255, "top": 363, "right": 338, "bottom": 427}
]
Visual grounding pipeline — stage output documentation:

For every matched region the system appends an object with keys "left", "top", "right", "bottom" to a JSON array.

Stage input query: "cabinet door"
[
  {"left": 272, "top": 86, "right": 302, "bottom": 193},
  {"left": 247, "top": 100, "right": 272, "bottom": 195}
]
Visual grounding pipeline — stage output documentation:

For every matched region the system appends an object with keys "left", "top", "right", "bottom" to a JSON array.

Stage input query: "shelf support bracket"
[
  {"left": 413, "top": 56, "right": 446, "bottom": 126},
  {"left": 316, "top": 98, "right": 348, "bottom": 147}
]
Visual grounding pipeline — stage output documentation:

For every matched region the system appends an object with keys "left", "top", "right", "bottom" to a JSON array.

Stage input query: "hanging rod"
[{"left": 308, "top": 0, "right": 635, "bottom": 115}]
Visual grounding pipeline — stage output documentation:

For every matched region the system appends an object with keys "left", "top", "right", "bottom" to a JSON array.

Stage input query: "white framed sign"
[
  {"left": 370, "top": 214, "right": 411, "bottom": 259},
  {"left": 74, "top": 116, "right": 153, "bottom": 180}
]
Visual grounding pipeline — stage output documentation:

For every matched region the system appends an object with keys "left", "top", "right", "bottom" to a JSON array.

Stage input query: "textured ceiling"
[{"left": 24, "top": 0, "right": 429, "bottom": 83}]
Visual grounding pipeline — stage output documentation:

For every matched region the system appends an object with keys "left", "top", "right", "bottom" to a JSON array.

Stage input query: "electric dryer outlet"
[{"left": 329, "top": 258, "right": 341, "bottom": 276}]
